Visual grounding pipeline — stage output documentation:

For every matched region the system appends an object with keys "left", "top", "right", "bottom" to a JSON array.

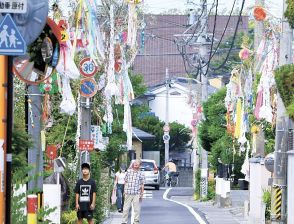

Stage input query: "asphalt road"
[{"left": 140, "top": 187, "right": 200, "bottom": 224}]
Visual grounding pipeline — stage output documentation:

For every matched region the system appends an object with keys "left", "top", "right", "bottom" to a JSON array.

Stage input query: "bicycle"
[{"left": 162, "top": 171, "right": 179, "bottom": 187}]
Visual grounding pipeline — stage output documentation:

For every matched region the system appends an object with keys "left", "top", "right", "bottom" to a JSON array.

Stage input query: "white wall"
[
  {"left": 149, "top": 90, "right": 193, "bottom": 127},
  {"left": 249, "top": 161, "right": 271, "bottom": 224},
  {"left": 44, "top": 184, "right": 61, "bottom": 224}
]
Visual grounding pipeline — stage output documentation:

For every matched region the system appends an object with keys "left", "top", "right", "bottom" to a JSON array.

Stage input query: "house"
[
  {"left": 143, "top": 77, "right": 217, "bottom": 127},
  {"left": 133, "top": 14, "right": 249, "bottom": 87},
  {"left": 132, "top": 127, "right": 155, "bottom": 159}
]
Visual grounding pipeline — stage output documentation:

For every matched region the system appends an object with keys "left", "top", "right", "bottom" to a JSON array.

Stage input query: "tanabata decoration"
[
  {"left": 239, "top": 48, "right": 250, "bottom": 60},
  {"left": 39, "top": 72, "right": 59, "bottom": 95},
  {"left": 127, "top": 0, "right": 142, "bottom": 4},
  {"left": 253, "top": 6, "right": 267, "bottom": 21}
]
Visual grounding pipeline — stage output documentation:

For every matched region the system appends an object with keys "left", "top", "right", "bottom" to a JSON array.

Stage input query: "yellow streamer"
[
  {"left": 234, "top": 98, "right": 242, "bottom": 139},
  {"left": 72, "top": 0, "right": 83, "bottom": 57}
]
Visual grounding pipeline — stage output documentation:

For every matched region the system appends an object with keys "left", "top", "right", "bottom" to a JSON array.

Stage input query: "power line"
[
  {"left": 202, "top": 0, "right": 237, "bottom": 70},
  {"left": 208, "top": 0, "right": 245, "bottom": 71}
]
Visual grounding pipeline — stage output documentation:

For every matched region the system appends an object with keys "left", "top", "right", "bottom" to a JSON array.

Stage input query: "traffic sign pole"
[{"left": 0, "top": 55, "right": 7, "bottom": 224}]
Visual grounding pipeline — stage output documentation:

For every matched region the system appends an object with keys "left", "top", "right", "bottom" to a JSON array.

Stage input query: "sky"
[
  {"left": 56, "top": 0, "right": 284, "bottom": 19},
  {"left": 144, "top": 0, "right": 283, "bottom": 18}
]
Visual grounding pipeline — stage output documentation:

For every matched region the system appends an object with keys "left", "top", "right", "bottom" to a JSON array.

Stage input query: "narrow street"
[{"left": 141, "top": 188, "right": 202, "bottom": 224}]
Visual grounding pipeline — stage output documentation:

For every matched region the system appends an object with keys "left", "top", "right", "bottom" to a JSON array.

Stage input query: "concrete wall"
[
  {"left": 143, "top": 151, "right": 160, "bottom": 166},
  {"left": 249, "top": 161, "right": 271, "bottom": 224}
]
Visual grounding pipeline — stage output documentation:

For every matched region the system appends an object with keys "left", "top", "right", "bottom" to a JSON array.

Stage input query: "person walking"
[
  {"left": 75, "top": 163, "right": 97, "bottom": 224},
  {"left": 114, "top": 164, "right": 127, "bottom": 212},
  {"left": 121, "top": 159, "right": 145, "bottom": 224}
]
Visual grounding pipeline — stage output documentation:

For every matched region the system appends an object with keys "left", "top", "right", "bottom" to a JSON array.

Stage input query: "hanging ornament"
[
  {"left": 127, "top": 0, "right": 142, "bottom": 4},
  {"left": 239, "top": 48, "right": 250, "bottom": 60},
  {"left": 253, "top": 6, "right": 266, "bottom": 21},
  {"left": 114, "top": 44, "right": 122, "bottom": 72},
  {"left": 58, "top": 20, "right": 69, "bottom": 43},
  {"left": 190, "top": 119, "right": 197, "bottom": 127},
  {"left": 39, "top": 72, "right": 59, "bottom": 95}
]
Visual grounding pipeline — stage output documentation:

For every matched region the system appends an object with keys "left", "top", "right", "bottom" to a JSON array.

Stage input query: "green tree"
[
  {"left": 198, "top": 88, "right": 227, "bottom": 152},
  {"left": 198, "top": 88, "right": 244, "bottom": 179}
]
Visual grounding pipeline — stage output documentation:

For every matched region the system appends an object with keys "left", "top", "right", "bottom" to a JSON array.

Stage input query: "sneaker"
[{"left": 118, "top": 209, "right": 122, "bottom": 213}]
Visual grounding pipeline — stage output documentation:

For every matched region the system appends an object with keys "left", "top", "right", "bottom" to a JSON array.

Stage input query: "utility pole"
[
  {"left": 80, "top": 97, "right": 91, "bottom": 170},
  {"left": 199, "top": 0, "right": 209, "bottom": 199},
  {"left": 164, "top": 68, "right": 170, "bottom": 166},
  {"left": 271, "top": 0, "right": 293, "bottom": 223},
  {"left": 254, "top": 0, "right": 265, "bottom": 51},
  {"left": 253, "top": 0, "right": 266, "bottom": 158}
]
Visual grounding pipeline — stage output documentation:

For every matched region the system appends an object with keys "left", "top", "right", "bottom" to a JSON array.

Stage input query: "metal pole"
[
  {"left": 271, "top": 0, "right": 293, "bottom": 222},
  {"left": 27, "top": 85, "right": 43, "bottom": 192},
  {"left": 0, "top": 56, "right": 7, "bottom": 224},
  {"left": 164, "top": 68, "right": 170, "bottom": 166}
]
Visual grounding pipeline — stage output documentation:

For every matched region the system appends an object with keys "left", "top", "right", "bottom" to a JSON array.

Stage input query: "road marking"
[
  {"left": 143, "top": 190, "right": 153, "bottom": 199},
  {"left": 163, "top": 188, "right": 207, "bottom": 224}
]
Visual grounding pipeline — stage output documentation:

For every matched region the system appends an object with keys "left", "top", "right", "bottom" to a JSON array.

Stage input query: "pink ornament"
[{"left": 239, "top": 48, "right": 250, "bottom": 60}]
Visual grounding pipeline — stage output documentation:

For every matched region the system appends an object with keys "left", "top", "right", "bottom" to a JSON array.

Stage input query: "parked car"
[{"left": 130, "top": 159, "right": 160, "bottom": 190}]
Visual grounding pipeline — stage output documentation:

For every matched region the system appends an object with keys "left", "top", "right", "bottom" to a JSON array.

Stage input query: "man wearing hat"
[{"left": 75, "top": 163, "right": 97, "bottom": 224}]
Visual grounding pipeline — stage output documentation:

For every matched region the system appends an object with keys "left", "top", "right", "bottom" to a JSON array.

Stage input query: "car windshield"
[{"left": 140, "top": 162, "right": 155, "bottom": 171}]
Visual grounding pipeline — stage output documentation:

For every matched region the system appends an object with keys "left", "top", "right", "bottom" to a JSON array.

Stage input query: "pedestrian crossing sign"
[{"left": 0, "top": 14, "right": 26, "bottom": 55}]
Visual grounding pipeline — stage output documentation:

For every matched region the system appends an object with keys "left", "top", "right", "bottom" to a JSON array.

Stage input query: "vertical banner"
[{"left": 91, "top": 125, "right": 101, "bottom": 149}]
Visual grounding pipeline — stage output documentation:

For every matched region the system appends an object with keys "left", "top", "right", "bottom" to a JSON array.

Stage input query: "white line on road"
[{"left": 163, "top": 188, "right": 207, "bottom": 224}]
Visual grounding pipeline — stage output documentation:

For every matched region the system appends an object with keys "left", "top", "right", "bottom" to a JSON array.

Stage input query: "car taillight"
[{"left": 154, "top": 166, "right": 158, "bottom": 174}]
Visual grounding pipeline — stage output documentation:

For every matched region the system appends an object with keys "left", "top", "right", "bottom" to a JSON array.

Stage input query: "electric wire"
[
  {"left": 208, "top": 0, "right": 245, "bottom": 71},
  {"left": 203, "top": 0, "right": 218, "bottom": 76},
  {"left": 202, "top": 0, "right": 237, "bottom": 70}
]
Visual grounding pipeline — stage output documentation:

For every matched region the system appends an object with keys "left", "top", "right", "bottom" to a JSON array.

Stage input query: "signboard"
[
  {"left": 0, "top": 0, "right": 28, "bottom": 14},
  {"left": 79, "top": 139, "right": 94, "bottom": 151},
  {"left": 45, "top": 145, "right": 57, "bottom": 170},
  {"left": 80, "top": 78, "right": 98, "bottom": 98},
  {"left": 91, "top": 125, "right": 102, "bottom": 149},
  {"left": 79, "top": 57, "right": 98, "bottom": 77},
  {"left": 163, "top": 134, "right": 170, "bottom": 143},
  {"left": 0, "top": 14, "right": 26, "bottom": 55},
  {"left": 163, "top": 125, "right": 170, "bottom": 132}
]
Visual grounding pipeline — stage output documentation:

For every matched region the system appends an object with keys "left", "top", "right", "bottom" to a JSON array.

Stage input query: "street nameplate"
[{"left": 0, "top": 0, "right": 27, "bottom": 14}]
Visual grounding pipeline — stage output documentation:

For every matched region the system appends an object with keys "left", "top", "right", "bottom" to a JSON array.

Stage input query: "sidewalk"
[
  {"left": 171, "top": 190, "right": 249, "bottom": 224},
  {"left": 102, "top": 190, "right": 249, "bottom": 224},
  {"left": 102, "top": 211, "right": 122, "bottom": 224}
]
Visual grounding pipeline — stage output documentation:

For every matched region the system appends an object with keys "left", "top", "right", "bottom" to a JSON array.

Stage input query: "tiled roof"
[
  {"left": 132, "top": 127, "right": 155, "bottom": 141},
  {"left": 133, "top": 14, "right": 248, "bottom": 87}
]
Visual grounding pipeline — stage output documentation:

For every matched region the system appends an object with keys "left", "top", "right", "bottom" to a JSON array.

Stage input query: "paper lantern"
[{"left": 253, "top": 6, "right": 266, "bottom": 21}]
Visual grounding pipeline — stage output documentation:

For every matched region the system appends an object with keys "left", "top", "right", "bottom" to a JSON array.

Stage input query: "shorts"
[{"left": 77, "top": 210, "right": 93, "bottom": 220}]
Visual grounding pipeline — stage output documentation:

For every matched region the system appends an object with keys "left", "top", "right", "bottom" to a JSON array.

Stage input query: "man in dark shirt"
[{"left": 75, "top": 163, "right": 97, "bottom": 224}]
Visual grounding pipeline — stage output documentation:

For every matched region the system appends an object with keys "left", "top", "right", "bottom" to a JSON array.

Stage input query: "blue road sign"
[
  {"left": 80, "top": 78, "right": 98, "bottom": 98},
  {"left": 0, "top": 14, "right": 26, "bottom": 56}
]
